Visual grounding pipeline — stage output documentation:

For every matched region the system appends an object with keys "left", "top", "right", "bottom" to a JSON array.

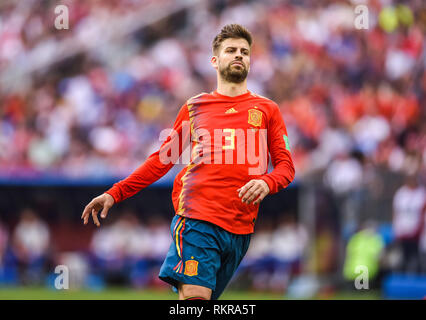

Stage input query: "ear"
[{"left": 211, "top": 56, "right": 218, "bottom": 70}]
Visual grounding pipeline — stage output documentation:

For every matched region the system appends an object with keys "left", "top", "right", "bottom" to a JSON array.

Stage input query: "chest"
[{"left": 188, "top": 102, "right": 268, "bottom": 131}]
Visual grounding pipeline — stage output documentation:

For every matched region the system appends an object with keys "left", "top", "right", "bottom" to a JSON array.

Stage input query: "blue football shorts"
[{"left": 158, "top": 214, "right": 251, "bottom": 300}]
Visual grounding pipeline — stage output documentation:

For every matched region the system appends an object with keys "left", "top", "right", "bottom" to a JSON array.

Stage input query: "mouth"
[{"left": 231, "top": 62, "right": 244, "bottom": 67}]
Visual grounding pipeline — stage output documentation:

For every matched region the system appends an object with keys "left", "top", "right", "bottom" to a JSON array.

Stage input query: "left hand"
[{"left": 237, "top": 179, "right": 270, "bottom": 205}]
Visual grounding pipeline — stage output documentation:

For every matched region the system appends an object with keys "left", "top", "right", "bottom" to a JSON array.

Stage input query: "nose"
[
  {"left": 233, "top": 55, "right": 243, "bottom": 63},
  {"left": 235, "top": 51, "right": 243, "bottom": 59}
]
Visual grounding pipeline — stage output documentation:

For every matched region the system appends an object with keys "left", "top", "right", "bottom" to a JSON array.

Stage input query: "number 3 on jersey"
[{"left": 222, "top": 129, "right": 235, "bottom": 150}]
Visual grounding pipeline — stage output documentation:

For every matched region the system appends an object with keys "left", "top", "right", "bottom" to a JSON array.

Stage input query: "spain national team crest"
[
  {"left": 248, "top": 108, "right": 262, "bottom": 127},
  {"left": 184, "top": 259, "right": 198, "bottom": 276}
]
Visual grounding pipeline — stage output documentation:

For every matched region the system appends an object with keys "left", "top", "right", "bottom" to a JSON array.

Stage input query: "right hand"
[{"left": 81, "top": 193, "right": 115, "bottom": 227}]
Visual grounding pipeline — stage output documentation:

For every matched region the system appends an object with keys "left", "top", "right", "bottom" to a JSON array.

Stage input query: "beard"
[{"left": 219, "top": 61, "right": 248, "bottom": 83}]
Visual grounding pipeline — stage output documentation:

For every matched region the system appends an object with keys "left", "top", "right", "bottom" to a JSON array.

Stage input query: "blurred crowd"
[
  {"left": 0, "top": 0, "right": 425, "bottom": 295},
  {"left": 0, "top": 208, "right": 173, "bottom": 288},
  {"left": 0, "top": 200, "right": 425, "bottom": 294},
  {"left": 0, "top": 0, "right": 424, "bottom": 181},
  {"left": 0, "top": 208, "right": 310, "bottom": 291}
]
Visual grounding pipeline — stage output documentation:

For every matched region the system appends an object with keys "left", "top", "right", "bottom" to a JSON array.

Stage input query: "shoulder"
[
  {"left": 249, "top": 93, "right": 283, "bottom": 124},
  {"left": 186, "top": 92, "right": 210, "bottom": 105},
  {"left": 249, "top": 92, "right": 273, "bottom": 101},
  {"left": 249, "top": 92, "right": 280, "bottom": 110}
]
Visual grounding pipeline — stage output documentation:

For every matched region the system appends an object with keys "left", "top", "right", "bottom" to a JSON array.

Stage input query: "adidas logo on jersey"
[{"left": 225, "top": 107, "right": 238, "bottom": 114}]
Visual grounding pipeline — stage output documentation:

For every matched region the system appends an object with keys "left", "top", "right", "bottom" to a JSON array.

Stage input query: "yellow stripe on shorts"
[{"left": 175, "top": 219, "right": 184, "bottom": 258}]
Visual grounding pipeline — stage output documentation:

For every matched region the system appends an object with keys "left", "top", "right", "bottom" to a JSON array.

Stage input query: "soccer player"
[{"left": 81, "top": 24, "right": 295, "bottom": 300}]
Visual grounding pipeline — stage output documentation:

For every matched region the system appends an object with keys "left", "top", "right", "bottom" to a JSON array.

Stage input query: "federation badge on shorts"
[
  {"left": 248, "top": 108, "right": 262, "bottom": 127},
  {"left": 184, "top": 259, "right": 198, "bottom": 276}
]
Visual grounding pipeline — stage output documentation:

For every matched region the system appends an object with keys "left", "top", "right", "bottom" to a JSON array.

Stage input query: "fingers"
[
  {"left": 92, "top": 208, "right": 100, "bottom": 227},
  {"left": 238, "top": 179, "right": 270, "bottom": 205},
  {"left": 252, "top": 180, "right": 270, "bottom": 205},
  {"left": 81, "top": 202, "right": 93, "bottom": 225},
  {"left": 81, "top": 196, "right": 111, "bottom": 227},
  {"left": 238, "top": 180, "right": 260, "bottom": 204},
  {"left": 238, "top": 180, "right": 255, "bottom": 199},
  {"left": 245, "top": 186, "right": 263, "bottom": 204},
  {"left": 100, "top": 205, "right": 111, "bottom": 219},
  {"left": 253, "top": 192, "right": 267, "bottom": 205},
  {"left": 81, "top": 203, "right": 90, "bottom": 219},
  {"left": 242, "top": 184, "right": 262, "bottom": 204}
]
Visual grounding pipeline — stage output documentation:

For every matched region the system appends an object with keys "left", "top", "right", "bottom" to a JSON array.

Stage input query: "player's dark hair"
[{"left": 212, "top": 24, "right": 253, "bottom": 55}]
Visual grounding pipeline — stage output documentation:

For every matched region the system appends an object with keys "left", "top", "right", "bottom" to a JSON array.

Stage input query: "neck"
[{"left": 216, "top": 78, "right": 248, "bottom": 97}]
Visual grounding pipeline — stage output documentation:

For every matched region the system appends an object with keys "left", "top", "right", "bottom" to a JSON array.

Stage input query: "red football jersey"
[{"left": 106, "top": 90, "right": 295, "bottom": 234}]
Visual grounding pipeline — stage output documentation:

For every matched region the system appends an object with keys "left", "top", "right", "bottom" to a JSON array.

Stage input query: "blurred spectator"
[
  {"left": 324, "top": 152, "right": 364, "bottom": 196},
  {"left": 352, "top": 107, "right": 391, "bottom": 156},
  {"left": 10, "top": 209, "right": 50, "bottom": 285},
  {"left": 90, "top": 212, "right": 137, "bottom": 285},
  {"left": 324, "top": 151, "right": 366, "bottom": 239},
  {"left": 420, "top": 212, "right": 426, "bottom": 273},
  {"left": 343, "top": 221, "right": 385, "bottom": 289},
  {"left": 0, "top": 220, "right": 7, "bottom": 266},
  {"left": 140, "top": 216, "right": 170, "bottom": 288},
  {"left": 55, "top": 252, "right": 90, "bottom": 290},
  {"left": 242, "top": 221, "right": 273, "bottom": 291},
  {"left": 269, "top": 215, "right": 308, "bottom": 292},
  {"left": 243, "top": 215, "right": 308, "bottom": 293},
  {"left": 244, "top": 221, "right": 273, "bottom": 264},
  {"left": 271, "top": 215, "right": 308, "bottom": 264},
  {"left": 144, "top": 216, "right": 171, "bottom": 262},
  {"left": 392, "top": 175, "right": 426, "bottom": 273},
  {"left": 89, "top": 211, "right": 168, "bottom": 288},
  {"left": 0, "top": 220, "right": 8, "bottom": 283}
]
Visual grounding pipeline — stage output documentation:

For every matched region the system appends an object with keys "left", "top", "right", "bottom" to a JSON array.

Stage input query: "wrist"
[
  {"left": 104, "top": 192, "right": 116, "bottom": 204},
  {"left": 259, "top": 176, "right": 274, "bottom": 194}
]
